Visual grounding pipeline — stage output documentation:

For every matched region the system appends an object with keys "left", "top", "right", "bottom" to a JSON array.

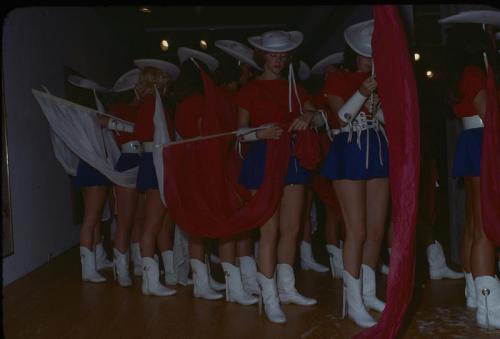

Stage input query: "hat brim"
[
  {"left": 67, "top": 75, "right": 109, "bottom": 92},
  {"left": 439, "top": 10, "right": 500, "bottom": 26},
  {"left": 248, "top": 31, "right": 303, "bottom": 53},
  {"left": 311, "top": 52, "right": 344, "bottom": 75},
  {"left": 214, "top": 40, "right": 262, "bottom": 71},
  {"left": 344, "top": 19, "right": 374, "bottom": 58},
  {"left": 177, "top": 47, "right": 220, "bottom": 72},
  {"left": 112, "top": 68, "right": 141, "bottom": 92},
  {"left": 133, "top": 59, "right": 180, "bottom": 80}
]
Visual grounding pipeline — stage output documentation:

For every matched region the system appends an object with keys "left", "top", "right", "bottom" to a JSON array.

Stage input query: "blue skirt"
[
  {"left": 453, "top": 127, "right": 483, "bottom": 177},
  {"left": 73, "top": 160, "right": 111, "bottom": 188},
  {"left": 320, "top": 129, "right": 389, "bottom": 180},
  {"left": 115, "top": 153, "right": 141, "bottom": 172},
  {"left": 136, "top": 152, "right": 159, "bottom": 192},
  {"left": 239, "top": 140, "right": 311, "bottom": 189}
]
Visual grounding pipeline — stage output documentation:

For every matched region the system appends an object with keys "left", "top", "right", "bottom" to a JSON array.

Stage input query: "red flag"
[
  {"left": 355, "top": 5, "right": 420, "bottom": 338},
  {"left": 163, "top": 68, "right": 292, "bottom": 238},
  {"left": 480, "top": 63, "right": 500, "bottom": 245}
]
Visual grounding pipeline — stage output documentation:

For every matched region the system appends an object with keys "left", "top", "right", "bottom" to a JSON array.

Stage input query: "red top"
[
  {"left": 453, "top": 66, "right": 486, "bottom": 118},
  {"left": 175, "top": 93, "right": 205, "bottom": 139},
  {"left": 134, "top": 94, "right": 174, "bottom": 142},
  {"left": 236, "top": 78, "right": 312, "bottom": 128},
  {"left": 108, "top": 102, "right": 138, "bottom": 145},
  {"left": 324, "top": 70, "right": 372, "bottom": 119}
]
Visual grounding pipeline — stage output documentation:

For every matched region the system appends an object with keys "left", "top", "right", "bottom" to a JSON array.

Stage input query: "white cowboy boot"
[
  {"left": 361, "top": 264, "right": 385, "bottom": 312},
  {"left": 300, "top": 241, "right": 329, "bottom": 273},
  {"left": 161, "top": 250, "right": 177, "bottom": 285},
  {"left": 238, "top": 256, "right": 260, "bottom": 295},
  {"left": 277, "top": 263, "right": 317, "bottom": 306},
  {"left": 465, "top": 272, "right": 477, "bottom": 309},
  {"left": 427, "top": 241, "right": 464, "bottom": 280},
  {"left": 130, "top": 242, "right": 142, "bottom": 276},
  {"left": 113, "top": 248, "right": 132, "bottom": 287},
  {"left": 96, "top": 242, "right": 113, "bottom": 270},
  {"left": 190, "top": 259, "right": 223, "bottom": 300},
  {"left": 257, "top": 272, "right": 287, "bottom": 324},
  {"left": 326, "top": 244, "right": 344, "bottom": 279},
  {"left": 222, "top": 262, "right": 258, "bottom": 305},
  {"left": 475, "top": 275, "right": 500, "bottom": 329},
  {"left": 80, "top": 246, "right": 106, "bottom": 283},
  {"left": 343, "top": 270, "right": 376, "bottom": 328},
  {"left": 141, "top": 257, "right": 177, "bottom": 296}
]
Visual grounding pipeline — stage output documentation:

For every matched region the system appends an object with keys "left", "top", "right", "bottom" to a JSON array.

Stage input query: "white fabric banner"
[
  {"left": 152, "top": 87, "right": 171, "bottom": 207},
  {"left": 32, "top": 89, "right": 138, "bottom": 188}
]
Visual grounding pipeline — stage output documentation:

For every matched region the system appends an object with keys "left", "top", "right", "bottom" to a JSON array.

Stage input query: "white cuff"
[
  {"left": 107, "top": 119, "right": 134, "bottom": 133},
  {"left": 239, "top": 130, "right": 258, "bottom": 142},
  {"left": 337, "top": 90, "right": 368, "bottom": 123}
]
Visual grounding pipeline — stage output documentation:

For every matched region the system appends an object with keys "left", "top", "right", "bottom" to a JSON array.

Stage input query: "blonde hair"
[{"left": 135, "top": 67, "right": 172, "bottom": 98}]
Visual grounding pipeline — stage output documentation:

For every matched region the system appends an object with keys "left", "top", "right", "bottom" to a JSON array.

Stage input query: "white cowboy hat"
[
  {"left": 112, "top": 68, "right": 141, "bottom": 92},
  {"left": 67, "top": 75, "right": 109, "bottom": 92},
  {"left": 438, "top": 10, "right": 500, "bottom": 26},
  {"left": 298, "top": 60, "right": 311, "bottom": 81},
  {"left": 248, "top": 30, "right": 303, "bottom": 53},
  {"left": 177, "top": 47, "right": 220, "bottom": 72},
  {"left": 133, "top": 59, "right": 180, "bottom": 80},
  {"left": 214, "top": 40, "right": 262, "bottom": 71},
  {"left": 311, "top": 52, "right": 344, "bottom": 75},
  {"left": 344, "top": 19, "right": 374, "bottom": 58}
]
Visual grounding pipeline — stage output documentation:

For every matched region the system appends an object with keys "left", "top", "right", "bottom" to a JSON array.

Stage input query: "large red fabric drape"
[
  {"left": 355, "top": 5, "right": 420, "bottom": 339},
  {"left": 480, "top": 63, "right": 500, "bottom": 246},
  {"left": 163, "top": 68, "right": 318, "bottom": 238}
]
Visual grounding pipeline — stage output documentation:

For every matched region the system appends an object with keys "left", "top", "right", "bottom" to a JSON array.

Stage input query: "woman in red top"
[
  {"left": 320, "top": 20, "right": 388, "bottom": 328},
  {"left": 214, "top": 41, "right": 264, "bottom": 295},
  {"left": 301, "top": 54, "right": 346, "bottom": 277},
  {"left": 237, "top": 30, "right": 317, "bottom": 324},
  {"left": 174, "top": 52, "right": 258, "bottom": 306},
  {"left": 101, "top": 92, "right": 140, "bottom": 288},
  {"left": 443, "top": 22, "right": 499, "bottom": 329},
  {"left": 133, "top": 61, "right": 179, "bottom": 297}
]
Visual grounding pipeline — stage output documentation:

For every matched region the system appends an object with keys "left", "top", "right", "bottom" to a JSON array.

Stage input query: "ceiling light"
[
  {"left": 140, "top": 7, "right": 152, "bottom": 14},
  {"left": 414, "top": 52, "right": 420, "bottom": 61},
  {"left": 426, "top": 70, "right": 434, "bottom": 79},
  {"left": 200, "top": 39, "right": 208, "bottom": 50},
  {"left": 160, "top": 39, "right": 169, "bottom": 52}
]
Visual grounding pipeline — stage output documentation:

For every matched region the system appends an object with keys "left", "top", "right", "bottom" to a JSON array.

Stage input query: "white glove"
[
  {"left": 337, "top": 90, "right": 368, "bottom": 123},
  {"left": 107, "top": 119, "right": 134, "bottom": 133}
]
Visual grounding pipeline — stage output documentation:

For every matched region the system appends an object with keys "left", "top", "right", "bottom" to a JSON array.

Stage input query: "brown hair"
[{"left": 135, "top": 67, "right": 172, "bottom": 98}]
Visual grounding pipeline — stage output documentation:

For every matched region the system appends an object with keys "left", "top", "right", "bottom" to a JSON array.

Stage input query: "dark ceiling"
[{"left": 94, "top": 5, "right": 366, "bottom": 67}]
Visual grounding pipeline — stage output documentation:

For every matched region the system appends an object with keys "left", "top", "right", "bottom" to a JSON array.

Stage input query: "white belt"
[
  {"left": 121, "top": 140, "right": 142, "bottom": 154},
  {"left": 340, "top": 112, "right": 388, "bottom": 169},
  {"left": 462, "top": 115, "right": 483, "bottom": 130},
  {"left": 142, "top": 142, "right": 162, "bottom": 152}
]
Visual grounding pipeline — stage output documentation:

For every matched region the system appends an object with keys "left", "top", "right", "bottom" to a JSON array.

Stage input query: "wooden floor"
[{"left": 4, "top": 246, "right": 500, "bottom": 339}]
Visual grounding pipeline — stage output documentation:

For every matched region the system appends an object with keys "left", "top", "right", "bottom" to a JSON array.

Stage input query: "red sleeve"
[
  {"left": 108, "top": 103, "right": 135, "bottom": 123},
  {"left": 324, "top": 71, "right": 348, "bottom": 99},
  {"left": 236, "top": 83, "right": 255, "bottom": 112}
]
